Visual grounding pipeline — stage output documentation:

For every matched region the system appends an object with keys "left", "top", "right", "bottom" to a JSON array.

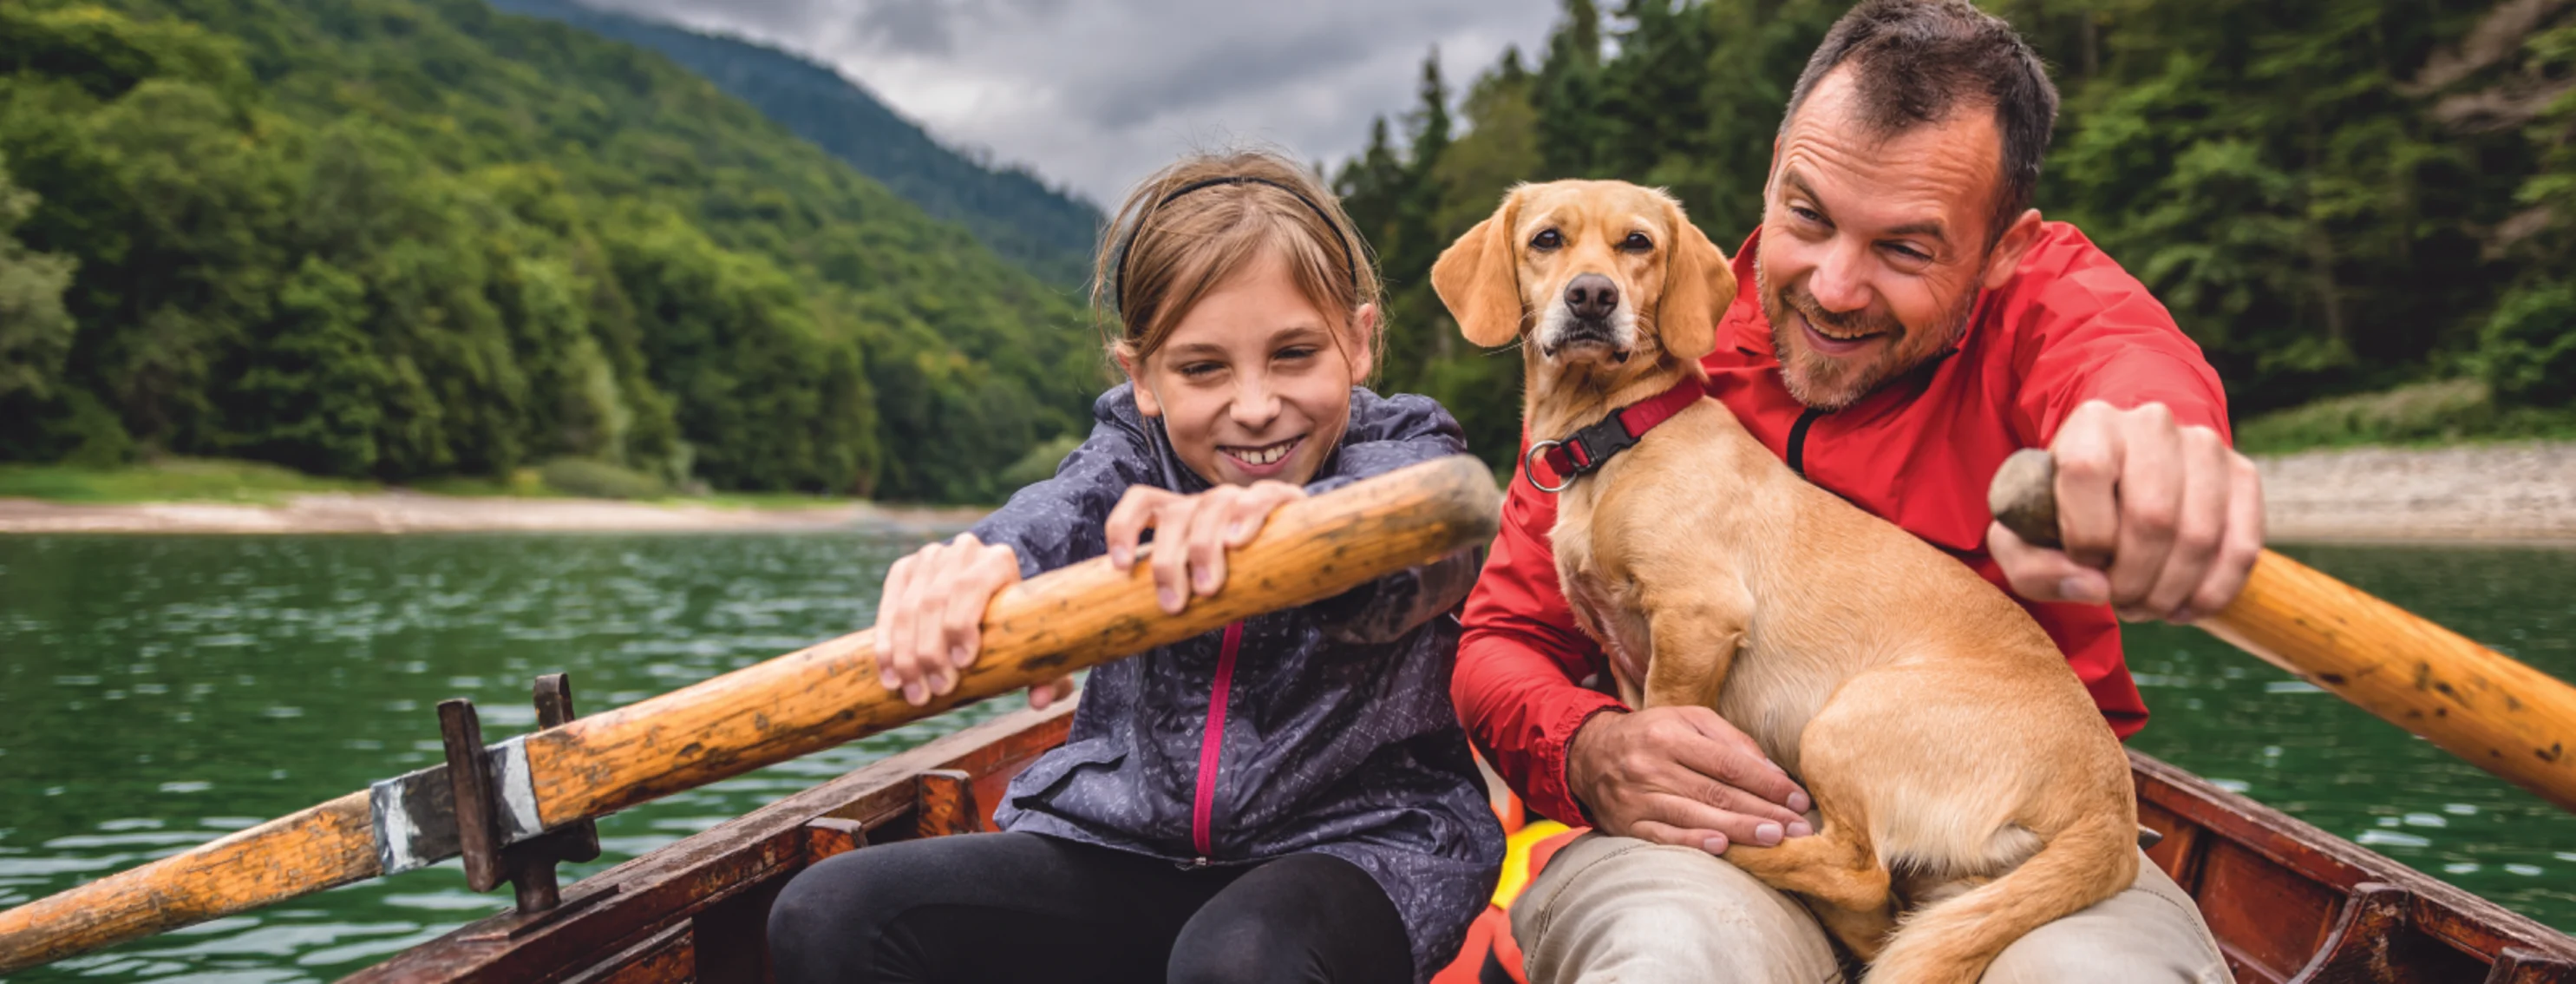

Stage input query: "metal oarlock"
[{"left": 435, "top": 673, "right": 605, "bottom": 917}]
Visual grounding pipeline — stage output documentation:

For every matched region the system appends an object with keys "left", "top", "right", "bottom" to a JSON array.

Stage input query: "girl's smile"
[{"left": 1220, "top": 436, "right": 1304, "bottom": 476}]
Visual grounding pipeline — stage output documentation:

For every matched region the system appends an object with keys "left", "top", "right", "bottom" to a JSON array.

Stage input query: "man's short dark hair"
[{"left": 1779, "top": 0, "right": 2059, "bottom": 246}]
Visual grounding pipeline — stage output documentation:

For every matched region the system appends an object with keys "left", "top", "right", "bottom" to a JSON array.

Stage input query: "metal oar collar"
[{"left": 1525, "top": 379, "right": 1706, "bottom": 494}]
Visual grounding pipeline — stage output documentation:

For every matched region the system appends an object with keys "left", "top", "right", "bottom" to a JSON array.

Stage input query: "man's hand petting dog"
[
  {"left": 1567, "top": 706, "right": 1815, "bottom": 856},
  {"left": 1987, "top": 399, "right": 2265, "bottom": 624}
]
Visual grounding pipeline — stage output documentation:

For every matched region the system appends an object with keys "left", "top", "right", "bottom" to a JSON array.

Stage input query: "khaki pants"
[{"left": 1513, "top": 833, "right": 2233, "bottom": 983}]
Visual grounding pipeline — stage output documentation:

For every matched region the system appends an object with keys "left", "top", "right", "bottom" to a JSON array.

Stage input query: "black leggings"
[{"left": 767, "top": 831, "right": 1414, "bottom": 984}]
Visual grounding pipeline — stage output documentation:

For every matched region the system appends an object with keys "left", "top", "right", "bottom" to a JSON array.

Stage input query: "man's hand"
[
  {"left": 1566, "top": 706, "right": 1814, "bottom": 855},
  {"left": 1988, "top": 399, "right": 2264, "bottom": 623}
]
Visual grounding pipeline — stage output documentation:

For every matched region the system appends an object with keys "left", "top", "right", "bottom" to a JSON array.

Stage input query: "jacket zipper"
[
  {"left": 1786, "top": 406, "right": 1826, "bottom": 477},
  {"left": 1189, "top": 620, "right": 1245, "bottom": 866}
]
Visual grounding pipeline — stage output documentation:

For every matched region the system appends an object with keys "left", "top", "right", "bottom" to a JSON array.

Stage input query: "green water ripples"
[{"left": 0, "top": 535, "right": 2569, "bottom": 981}]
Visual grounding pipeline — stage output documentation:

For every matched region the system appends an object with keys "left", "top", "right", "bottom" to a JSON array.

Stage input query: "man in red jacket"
[{"left": 1457, "top": 2, "right": 2260, "bottom": 981}]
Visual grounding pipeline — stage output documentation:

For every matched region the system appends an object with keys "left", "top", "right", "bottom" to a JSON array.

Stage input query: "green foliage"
[
  {"left": 0, "top": 153, "right": 77, "bottom": 405},
  {"left": 2235, "top": 378, "right": 2494, "bottom": 452},
  {"left": 994, "top": 433, "right": 1081, "bottom": 490},
  {"left": 2470, "top": 11, "right": 2576, "bottom": 413},
  {"left": 0, "top": 455, "right": 370, "bottom": 502},
  {"left": 2480, "top": 283, "right": 2576, "bottom": 406},
  {"left": 536, "top": 456, "right": 668, "bottom": 500},
  {"left": 0, "top": 0, "right": 1094, "bottom": 502},
  {"left": 1341, "top": 0, "right": 2576, "bottom": 462},
  {"left": 2233, "top": 377, "right": 2576, "bottom": 453},
  {"left": 2024, "top": 0, "right": 2513, "bottom": 412},
  {"left": 485, "top": 0, "right": 1104, "bottom": 289}
]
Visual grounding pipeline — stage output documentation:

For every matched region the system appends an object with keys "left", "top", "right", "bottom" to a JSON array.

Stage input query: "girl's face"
[{"left": 1120, "top": 249, "right": 1376, "bottom": 488}]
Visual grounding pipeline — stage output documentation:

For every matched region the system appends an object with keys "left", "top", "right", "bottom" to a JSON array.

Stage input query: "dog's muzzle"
[
  {"left": 1543, "top": 273, "right": 1631, "bottom": 362},
  {"left": 1541, "top": 323, "right": 1630, "bottom": 362}
]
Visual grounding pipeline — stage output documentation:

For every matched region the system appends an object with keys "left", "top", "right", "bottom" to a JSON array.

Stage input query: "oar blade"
[{"left": 0, "top": 791, "right": 379, "bottom": 974}]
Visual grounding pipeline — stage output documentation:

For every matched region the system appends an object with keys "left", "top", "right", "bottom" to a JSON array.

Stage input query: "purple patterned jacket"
[{"left": 977, "top": 384, "right": 1503, "bottom": 982}]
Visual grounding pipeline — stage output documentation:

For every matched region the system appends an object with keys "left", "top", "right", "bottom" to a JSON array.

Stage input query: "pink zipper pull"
[{"left": 1190, "top": 621, "right": 1246, "bottom": 859}]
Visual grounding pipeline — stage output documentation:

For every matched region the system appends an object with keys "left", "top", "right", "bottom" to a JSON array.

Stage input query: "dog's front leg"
[{"left": 1638, "top": 581, "right": 1754, "bottom": 712}]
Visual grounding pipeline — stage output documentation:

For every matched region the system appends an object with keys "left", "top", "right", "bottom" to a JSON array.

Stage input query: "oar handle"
[
  {"left": 1987, "top": 447, "right": 2576, "bottom": 814},
  {"left": 520, "top": 454, "right": 1507, "bottom": 825},
  {"left": 0, "top": 456, "right": 1505, "bottom": 974}
]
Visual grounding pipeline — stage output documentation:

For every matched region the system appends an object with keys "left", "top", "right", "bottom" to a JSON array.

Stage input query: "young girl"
[{"left": 765, "top": 150, "right": 1502, "bottom": 984}]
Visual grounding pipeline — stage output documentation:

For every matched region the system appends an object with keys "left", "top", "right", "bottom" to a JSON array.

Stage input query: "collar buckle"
[{"left": 1524, "top": 379, "right": 1703, "bottom": 495}]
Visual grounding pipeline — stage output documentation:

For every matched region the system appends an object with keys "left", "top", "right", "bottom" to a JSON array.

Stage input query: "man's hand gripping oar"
[
  {"left": 0, "top": 455, "right": 1503, "bottom": 974},
  {"left": 1989, "top": 447, "right": 2576, "bottom": 815}
]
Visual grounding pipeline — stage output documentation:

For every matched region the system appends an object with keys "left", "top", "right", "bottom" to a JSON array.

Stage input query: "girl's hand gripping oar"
[
  {"left": 1988, "top": 447, "right": 2576, "bottom": 814},
  {"left": 0, "top": 455, "right": 1503, "bottom": 974}
]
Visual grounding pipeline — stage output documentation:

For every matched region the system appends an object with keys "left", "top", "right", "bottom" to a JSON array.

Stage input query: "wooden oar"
[
  {"left": 0, "top": 455, "right": 1504, "bottom": 974},
  {"left": 1988, "top": 448, "right": 2576, "bottom": 814}
]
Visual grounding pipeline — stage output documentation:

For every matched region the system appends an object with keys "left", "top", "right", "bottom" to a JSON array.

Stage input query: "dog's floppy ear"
[
  {"left": 1657, "top": 199, "right": 1735, "bottom": 362},
  {"left": 1432, "top": 194, "right": 1524, "bottom": 347}
]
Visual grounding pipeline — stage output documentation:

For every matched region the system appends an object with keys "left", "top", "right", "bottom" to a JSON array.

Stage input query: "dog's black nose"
[{"left": 1566, "top": 274, "right": 1618, "bottom": 322}]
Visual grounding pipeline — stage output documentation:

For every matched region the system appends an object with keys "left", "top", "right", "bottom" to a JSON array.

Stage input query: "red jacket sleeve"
[
  {"left": 1454, "top": 467, "right": 1627, "bottom": 826},
  {"left": 2004, "top": 237, "right": 2233, "bottom": 443}
]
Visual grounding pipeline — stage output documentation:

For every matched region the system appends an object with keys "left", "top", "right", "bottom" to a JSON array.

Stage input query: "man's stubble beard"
[{"left": 1755, "top": 255, "right": 1978, "bottom": 411}]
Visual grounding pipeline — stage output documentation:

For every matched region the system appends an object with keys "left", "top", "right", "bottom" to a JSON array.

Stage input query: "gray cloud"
[
  {"left": 562, "top": 0, "right": 1559, "bottom": 203},
  {"left": 850, "top": 0, "right": 958, "bottom": 54}
]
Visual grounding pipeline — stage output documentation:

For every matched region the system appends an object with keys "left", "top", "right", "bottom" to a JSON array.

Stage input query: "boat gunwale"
[
  {"left": 343, "top": 706, "right": 2576, "bottom": 983},
  {"left": 342, "top": 703, "right": 1077, "bottom": 984},
  {"left": 2129, "top": 750, "right": 2576, "bottom": 968}
]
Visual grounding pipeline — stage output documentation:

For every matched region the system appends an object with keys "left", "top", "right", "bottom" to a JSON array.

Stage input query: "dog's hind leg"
[{"left": 1723, "top": 812, "right": 1898, "bottom": 959}]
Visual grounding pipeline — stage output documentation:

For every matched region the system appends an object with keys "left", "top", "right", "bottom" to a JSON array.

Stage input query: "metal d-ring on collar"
[{"left": 1525, "top": 440, "right": 1579, "bottom": 495}]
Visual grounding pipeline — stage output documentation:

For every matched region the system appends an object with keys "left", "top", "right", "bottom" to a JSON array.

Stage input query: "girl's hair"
[{"left": 1092, "top": 148, "right": 1384, "bottom": 372}]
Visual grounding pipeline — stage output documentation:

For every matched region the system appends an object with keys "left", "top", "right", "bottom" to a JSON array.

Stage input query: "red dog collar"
[{"left": 1526, "top": 379, "right": 1705, "bottom": 494}]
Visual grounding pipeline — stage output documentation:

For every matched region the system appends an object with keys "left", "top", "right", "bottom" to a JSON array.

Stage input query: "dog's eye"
[
  {"left": 1530, "top": 229, "right": 1563, "bottom": 251},
  {"left": 1621, "top": 233, "right": 1654, "bottom": 253}
]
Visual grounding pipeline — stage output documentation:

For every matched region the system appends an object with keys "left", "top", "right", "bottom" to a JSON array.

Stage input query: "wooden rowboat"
[
  {"left": 343, "top": 701, "right": 2576, "bottom": 984},
  {"left": 12, "top": 452, "right": 2574, "bottom": 979}
]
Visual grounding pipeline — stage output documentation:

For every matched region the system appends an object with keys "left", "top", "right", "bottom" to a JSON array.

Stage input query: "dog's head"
[{"left": 1432, "top": 180, "right": 1735, "bottom": 375}]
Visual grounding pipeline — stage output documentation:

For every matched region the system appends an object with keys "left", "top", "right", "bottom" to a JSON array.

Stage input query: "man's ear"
[
  {"left": 1980, "top": 208, "right": 2045, "bottom": 292},
  {"left": 1115, "top": 348, "right": 1161, "bottom": 417},
  {"left": 1431, "top": 193, "right": 1525, "bottom": 347},
  {"left": 1657, "top": 199, "right": 1733, "bottom": 362}
]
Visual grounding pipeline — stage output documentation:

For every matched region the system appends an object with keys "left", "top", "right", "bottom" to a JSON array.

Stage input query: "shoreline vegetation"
[
  {"left": 0, "top": 457, "right": 983, "bottom": 535},
  {"left": 4, "top": 435, "right": 2573, "bottom": 541}
]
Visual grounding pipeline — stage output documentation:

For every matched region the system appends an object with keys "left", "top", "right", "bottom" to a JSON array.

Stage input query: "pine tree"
[
  {"left": 1535, "top": 0, "right": 1606, "bottom": 179},
  {"left": 1381, "top": 50, "right": 1457, "bottom": 390}
]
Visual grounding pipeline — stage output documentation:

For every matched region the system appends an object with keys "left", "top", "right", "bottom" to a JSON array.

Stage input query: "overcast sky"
[{"left": 566, "top": 0, "right": 1563, "bottom": 206}]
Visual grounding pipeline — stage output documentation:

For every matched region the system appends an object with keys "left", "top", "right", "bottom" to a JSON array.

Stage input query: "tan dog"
[{"left": 1433, "top": 180, "right": 2137, "bottom": 983}]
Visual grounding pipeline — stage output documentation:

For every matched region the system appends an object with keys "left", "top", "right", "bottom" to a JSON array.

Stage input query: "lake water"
[{"left": 0, "top": 533, "right": 2571, "bottom": 981}]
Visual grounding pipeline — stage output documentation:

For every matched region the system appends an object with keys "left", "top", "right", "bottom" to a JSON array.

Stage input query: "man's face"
[{"left": 1757, "top": 68, "right": 2005, "bottom": 410}]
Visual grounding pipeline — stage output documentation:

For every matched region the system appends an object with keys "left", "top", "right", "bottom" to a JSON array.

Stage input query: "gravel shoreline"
[
  {"left": 2258, "top": 441, "right": 2576, "bottom": 545},
  {"left": 0, "top": 490, "right": 983, "bottom": 536},
  {"left": 4, "top": 442, "right": 2572, "bottom": 542}
]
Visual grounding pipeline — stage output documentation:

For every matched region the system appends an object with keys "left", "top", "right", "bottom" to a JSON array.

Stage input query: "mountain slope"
[
  {"left": 490, "top": 0, "right": 1105, "bottom": 287},
  {"left": 0, "top": 0, "right": 1101, "bottom": 501}
]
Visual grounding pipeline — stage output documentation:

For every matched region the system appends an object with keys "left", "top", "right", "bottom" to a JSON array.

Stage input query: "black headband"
[{"left": 1112, "top": 175, "right": 1363, "bottom": 317}]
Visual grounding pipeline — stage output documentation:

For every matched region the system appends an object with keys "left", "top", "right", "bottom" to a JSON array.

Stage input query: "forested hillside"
[
  {"left": 487, "top": 0, "right": 1105, "bottom": 288},
  {"left": 0, "top": 0, "right": 1104, "bottom": 502},
  {"left": 1340, "top": 0, "right": 2576, "bottom": 471}
]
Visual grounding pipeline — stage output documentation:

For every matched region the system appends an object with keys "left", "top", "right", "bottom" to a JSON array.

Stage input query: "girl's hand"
[
  {"left": 1103, "top": 482, "right": 1307, "bottom": 614},
  {"left": 873, "top": 534, "right": 1023, "bottom": 707},
  {"left": 1026, "top": 675, "right": 1077, "bottom": 711}
]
